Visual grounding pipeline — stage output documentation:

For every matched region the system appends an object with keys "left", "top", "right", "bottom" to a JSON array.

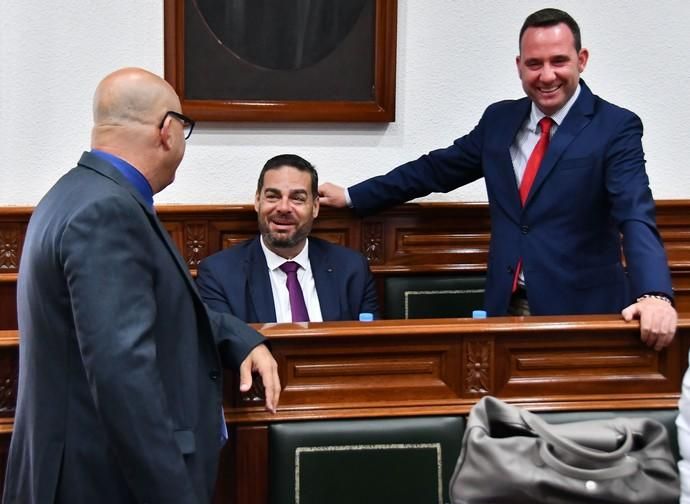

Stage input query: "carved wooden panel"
[
  {"left": 0, "top": 317, "right": 688, "bottom": 504},
  {"left": 162, "top": 221, "right": 185, "bottom": 260},
  {"left": 275, "top": 339, "right": 460, "bottom": 407},
  {"left": 1, "top": 201, "right": 689, "bottom": 330},
  {"left": 0, "top": 348, "right": 17, "bottom": 417},
  {"left": 0, "top": 226, "right": 21, "bottom": 273},
  {"left": 463, "top": 337, "right": 493, "bottom": 395},
  {"left": 493, "top": 332, "right": 677, "bottom": 399},
  {"left": 184, "top": 221, "right": 208, "bottom": 266},
  {"left": 216, "top": 317, "right": 690, "bottom": 424},
  {"left": 362, "top": 221, "right": 384, "bottom": 264},
  {"left": 0, "top": 283, "right": 17, "bottom": 331}
]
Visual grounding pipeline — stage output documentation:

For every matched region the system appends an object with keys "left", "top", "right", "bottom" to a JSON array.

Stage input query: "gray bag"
[{"left": 450, "top": 396, "right": 680, "bottom": 503}]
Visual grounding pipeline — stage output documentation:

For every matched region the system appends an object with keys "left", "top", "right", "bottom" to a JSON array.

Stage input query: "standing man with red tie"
[{"left": 318, "top": 8, "right": 677, "bottom": 349}]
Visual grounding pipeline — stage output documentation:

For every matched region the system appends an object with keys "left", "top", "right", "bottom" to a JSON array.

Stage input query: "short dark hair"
[
  {"left": 519, "top": 8, "right": 581, "bottom": 52},
  {"left": 256, "top": 154, "right": 318, "bottom": 198}
]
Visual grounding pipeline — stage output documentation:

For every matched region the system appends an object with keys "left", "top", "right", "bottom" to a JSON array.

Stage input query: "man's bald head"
[
  {"left": 90, "top": 68, "right": 188, "bottom": 194},
  {"left": 92, "top": 67, "right": 179, "bottom": 128}
]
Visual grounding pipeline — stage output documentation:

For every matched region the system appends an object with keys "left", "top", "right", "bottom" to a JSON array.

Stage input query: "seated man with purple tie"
[{"left": 196, "top": 154, "right": 379, "bottom": 323}]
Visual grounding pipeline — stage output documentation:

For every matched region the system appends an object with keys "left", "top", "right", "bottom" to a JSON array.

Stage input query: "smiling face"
[
  {"left": 516, "top": 22, "right": 588, "bottom": 116},
  {"left": 255, "top": 165, "right": 319, "bottom": 258}
]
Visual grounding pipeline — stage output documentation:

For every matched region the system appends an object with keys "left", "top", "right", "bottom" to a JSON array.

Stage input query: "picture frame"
[{"left": 163, "top": 0, "right": 397, "bottom": 122}]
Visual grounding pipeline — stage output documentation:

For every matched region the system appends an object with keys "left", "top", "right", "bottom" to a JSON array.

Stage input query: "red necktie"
[
  {"left": 512, "top": 117, "right": 554, "bottom": 293},
  {"left": 280, "top": 261, "right": 310, "bottom": 322}
]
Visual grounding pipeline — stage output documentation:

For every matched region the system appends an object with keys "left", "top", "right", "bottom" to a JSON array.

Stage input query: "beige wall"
[{"left": 1, "top": 0, "right": 689, "bottom": 205}]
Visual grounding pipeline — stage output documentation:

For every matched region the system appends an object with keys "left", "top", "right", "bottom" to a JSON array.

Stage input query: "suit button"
[
  {"left": 209, "top": 370, "right": 220, "bottom": 381},
  {"left": 521, "top": 225, "right": 529, "bottom": 234}
]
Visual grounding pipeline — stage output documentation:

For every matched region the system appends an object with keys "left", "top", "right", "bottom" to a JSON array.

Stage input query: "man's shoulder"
[
  {"left": 484, "top": 96, "right": 530, "bottom": 115},
  {"left": 200, "top": 236, "right": 259, "bottom": 268},
  {"left": 590, "top": 93, "right": 639, "bottom": 122},
  {"left": 569, "top": 82, "right": 639, "bottom": 123}
]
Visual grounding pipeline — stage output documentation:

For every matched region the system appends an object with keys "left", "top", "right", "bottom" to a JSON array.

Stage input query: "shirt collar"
[
  {"left": 90, "top": 149, "right": 154, "bottom": 208},
  {"left": 260, "top": 236, "right": 311, "bottom": 271},
  {"left": 528, "top": 83, "right": 581, "bottom": 132}
]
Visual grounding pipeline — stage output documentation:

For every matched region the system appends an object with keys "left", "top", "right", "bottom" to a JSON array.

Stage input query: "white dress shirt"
[
  {"left": 509, "top": 84, "right": 581, "bottom": 286},
  {"left": 260, "top": 237, "right": 324, "bottom": 322}
]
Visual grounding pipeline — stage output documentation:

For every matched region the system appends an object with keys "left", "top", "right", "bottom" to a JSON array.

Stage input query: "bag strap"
[
  {"left": 536, "top": 441, "right": 639, "bottom": 480},
  {"left": 519, "top": 410, "right": 639, "bottom": 480}
]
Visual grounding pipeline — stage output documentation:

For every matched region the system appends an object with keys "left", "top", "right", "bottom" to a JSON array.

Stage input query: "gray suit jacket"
[{"left": 3, "top": 152, "right": 264, "bottom": 504}]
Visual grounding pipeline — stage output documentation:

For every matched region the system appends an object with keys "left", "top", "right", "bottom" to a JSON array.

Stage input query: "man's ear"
[
  {"left": 577, "top": 48, "right": 589, "bottom": 73},
  {"left": 254, "top": 192, "right": 261, "bottom": 213},
  {"left": 312, "top": 195, "right": 320, "bottom": 219},
  {"left": 159, "top": 117, "right": 173, "bottom": 150}
]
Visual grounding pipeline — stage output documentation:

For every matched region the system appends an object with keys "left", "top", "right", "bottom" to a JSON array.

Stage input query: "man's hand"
[
  {"left": 239, "top": 344, "right": 281, "bottom": 413},
  {"left": 621, "top": 297, "right": 677, "bottom": 351},
  {"left": 318, "top": 182, "right": 347, "bottom": 207}
]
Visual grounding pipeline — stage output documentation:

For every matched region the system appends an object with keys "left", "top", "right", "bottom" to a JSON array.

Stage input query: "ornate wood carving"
[
  {"left": 1, "top": 201, "right": 689, "bottom": 330},
  {"left": 464, "top": 338, "right": 492, "bottom": 395},
  {"left": 362, "top": 221, "right": 384, "bottom": 263},
  {"left": 184, "top": 222, "right": 207, "bottom": 266},
  {"left": 0, "top": 226, "right": 20, "bottom": 272}
]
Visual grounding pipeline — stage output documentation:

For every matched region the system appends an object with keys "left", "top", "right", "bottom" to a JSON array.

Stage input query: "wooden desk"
[
  {"left": 1, "top": 316, "right": 689, "bottom": 503},
  {"left": 216, "top": 316, "right": 690, "bottom": 504}
]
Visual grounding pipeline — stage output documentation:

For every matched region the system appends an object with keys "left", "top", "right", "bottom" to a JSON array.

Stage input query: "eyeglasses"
[{"left": 160, "top": 110, "right": 195, "bottom": 140}]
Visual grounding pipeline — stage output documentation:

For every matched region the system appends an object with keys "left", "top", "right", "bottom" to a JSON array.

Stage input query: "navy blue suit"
[
  {"left": 348, "top": 81, "right": 672, "bottom": 316},
  {"left": 5, "top": 152, "right": 265, "bottom": 504},
  {"left": 197, "top": 236, "right": 379, "bottom": 322}
]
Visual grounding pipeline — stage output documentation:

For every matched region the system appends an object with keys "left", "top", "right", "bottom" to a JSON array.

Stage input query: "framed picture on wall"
[{"left": 163, "top": 0, "right": 398, "bottom": 122}]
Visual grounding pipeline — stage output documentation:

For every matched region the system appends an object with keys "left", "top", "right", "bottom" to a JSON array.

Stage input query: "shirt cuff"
[{"left": 344, "top": 187, "right": 353, "bottom": 208}]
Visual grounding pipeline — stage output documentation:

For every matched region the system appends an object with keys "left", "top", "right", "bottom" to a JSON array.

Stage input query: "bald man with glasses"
[{"left": 4, "top": 67, "right": 280, "bottom": 504}]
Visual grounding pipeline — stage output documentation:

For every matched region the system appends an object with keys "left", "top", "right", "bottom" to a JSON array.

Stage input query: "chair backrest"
[
  {"left": 384, "top": 275, "right": 486, "bottom": 319},
  {"left": 269, "top": 416, "right": 465, "bottom": 504}
]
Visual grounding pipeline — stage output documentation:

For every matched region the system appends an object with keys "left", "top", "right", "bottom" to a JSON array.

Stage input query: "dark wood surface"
[
  {"left": 2, "top": 316, "right": 689, "bottom": 503},
  {"left": 1, "top": 201, "right": 689, "bottom": 331}
]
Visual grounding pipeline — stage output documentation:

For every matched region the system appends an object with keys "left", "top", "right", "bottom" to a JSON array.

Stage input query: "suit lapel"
[
  {"left": 495, "top": 100, "right": 532, "bottom": 217},
  {"left": 246, "top": 238, "right": 278, "bottom": 322},
  {"left": 78, "top": 152, "right": 201, "bottom": 298},
  {"left": 523, "top": 81, "right": 595, "bottom": 207},
  {"left": 309, "top": 239, "right": 339, "bottom": 321}
]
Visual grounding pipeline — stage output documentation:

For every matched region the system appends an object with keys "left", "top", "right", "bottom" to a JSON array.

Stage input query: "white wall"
[{"left": 1, "top": 1, "right": 689, "bottom": 206}]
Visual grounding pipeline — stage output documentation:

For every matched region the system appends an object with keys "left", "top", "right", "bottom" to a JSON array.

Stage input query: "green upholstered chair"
[
  {"left": 269, "top": 416, "right": 465, "bottom": 504},
  {"left": 384, "top": 275, "right": 486, "bottom": 319}
]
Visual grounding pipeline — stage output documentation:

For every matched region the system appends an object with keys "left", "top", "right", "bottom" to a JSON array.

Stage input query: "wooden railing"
[
  {"left": 2, "top": 316, "right": 688, "bottom": 502},
  {"left": 1, "top": 201, "right": 690, "bottom": 331}
]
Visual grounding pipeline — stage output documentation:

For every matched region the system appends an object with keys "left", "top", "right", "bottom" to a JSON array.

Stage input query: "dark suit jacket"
[
  {"left": 348, "top": 81, "right": 673, "bottom": 316},
  {"left": 196, "top": 236, "right": 379, "bottom": 322},
  {"left": 4, "top": 152, "right": 265, "bottom": 504}
]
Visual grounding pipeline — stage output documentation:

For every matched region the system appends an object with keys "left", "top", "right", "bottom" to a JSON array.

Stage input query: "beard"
[{"left": 259, "top": 220, "right": 311, "bottom": 252}]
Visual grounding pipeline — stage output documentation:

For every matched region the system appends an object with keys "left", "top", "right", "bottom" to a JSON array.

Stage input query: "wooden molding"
[
  {"left": 2, "top": 317, "right": 689, "bottom": 504},
  {"left": 1, "top": 201, "right": 690, "bottom": 331}
]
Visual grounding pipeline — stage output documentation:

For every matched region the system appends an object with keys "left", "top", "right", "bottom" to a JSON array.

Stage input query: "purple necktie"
[{"left": 280, "top": 261, "right": 310, "bottom": 322}]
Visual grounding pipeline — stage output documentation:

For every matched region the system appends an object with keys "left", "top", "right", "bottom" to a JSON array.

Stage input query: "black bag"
[{"left": 450, "top": 396, "right": 680, "bottom": 503}]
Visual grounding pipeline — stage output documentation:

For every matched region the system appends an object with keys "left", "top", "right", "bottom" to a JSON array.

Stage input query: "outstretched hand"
[
  {"left": 239, "top": 344, "right": 281, "bottom": 413},
  {"left": 318, "top": 182, "right": 347, "bottom": 208},
  {"left": 621, "top": 297, "right": 677, "bottom": 351}
]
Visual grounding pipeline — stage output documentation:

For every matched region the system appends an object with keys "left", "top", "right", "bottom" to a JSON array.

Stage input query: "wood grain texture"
[
  {"left": 1, "top": 201, "right": 689, "bottom": 330},
  {"left": 1, "top": 316, "right": 689, "bottom": 503}
]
